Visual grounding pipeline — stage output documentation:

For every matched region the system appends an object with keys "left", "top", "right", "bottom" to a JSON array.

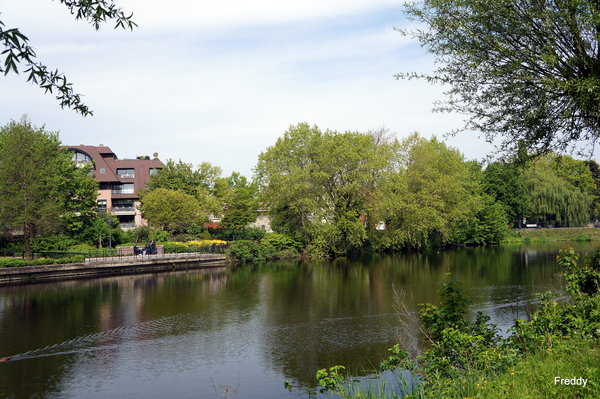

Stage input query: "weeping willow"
[{"left": 524, "top": 166, "right": 592, "bottom": 224}]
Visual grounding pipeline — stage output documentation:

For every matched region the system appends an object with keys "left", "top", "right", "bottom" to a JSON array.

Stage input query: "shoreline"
[{"left": 0, "top": 253, "right": 228, "bottom": 286}]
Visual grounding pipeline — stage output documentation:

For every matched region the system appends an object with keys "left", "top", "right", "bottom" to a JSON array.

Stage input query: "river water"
[{"left": 0, "top": 242, "right": 596, "bottom": 398}]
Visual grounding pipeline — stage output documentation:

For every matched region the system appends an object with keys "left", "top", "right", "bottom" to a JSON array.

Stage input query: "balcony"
[
  {"left": 118, "top": 173, "right": 135, "bottom": 179},
  {"left": 112, "top": 206, "right": 136, "bottom": 215}
]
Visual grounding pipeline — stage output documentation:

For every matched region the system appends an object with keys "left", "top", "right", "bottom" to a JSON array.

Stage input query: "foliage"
[
  {"left": 419, "top": 277, "right": 471, "bottom": 342},
  {"left": 377, "top": 134, "right": 479, "bottom": 249},
  {"left": 0, "top": 255, "right": 85, "bottom": 268},
  {"left": 524, "top": 160, "right": 593, "bottom": 225},
  {"left": 306, "top": 247, "right": 600, "bottom": 398},
  {"left": 142, "top": 159, "right": 223, "bottom": 217},
  {"left": 398, "top": 0, "right": 600, "bottom": 156},
  {"left": 453, "top": 193, "right": 510, "bottom": 245},
  {"left": 208, "top": 226, "right": 266, "bottom": 241},
  {"left": 225, "top": 240, "right": 296, "bottom": 263},
  {"left": 30, "top": 235, "right": 76, "bottom": 251},
  {"left": 482, "top": 162, "right": 530, "bottom": 225},
  {"left": 162, "top": 240, "right": 228, "bottom": 254},
  {"left": 549, "top": 154, "right": 596, "bottom": 195},
  {"left": 82, "top": 214, "right": 125, "bottom": 248},
  {"left": 123, "top": 225, "right": 152, "bottom": 244},
  {"left": 138, "top": 188, "right": 204, "bottom": 233},
  {"left": 261, "top": 233, "right": 300, "bottom": 252},
  {"left": 255, "top": 123, "right": 397, "bottom": 256},
  {"left": 219, "top": 173, "right": 259, "bottom": 231},
  {"left": 0, "top": 117, "right": 97, "bottom": 259},
  {"left": 585, "top": 160, "right": 600, "bottom": 218},
  {"left": 316, "top": 366, "right": 346, "bottom": 394},
  {"left": 0, "top": 1, "right": 136, "bottom": 115}
]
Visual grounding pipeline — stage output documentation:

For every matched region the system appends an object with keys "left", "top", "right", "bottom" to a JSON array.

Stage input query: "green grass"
[
  {"left": 501, "top": 227, "right": 600, "bottom": 243},
  {"left": 312, "top": 337, "right": 599, "bottom": 398}
]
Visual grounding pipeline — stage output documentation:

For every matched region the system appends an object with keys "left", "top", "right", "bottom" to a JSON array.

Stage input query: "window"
[
  {"left": 112, "top": 199, "right": 135, "bottom": 212},
  {"left": 97, "top": 199, "right": 107, "bottom": 214},
  {"left": 149, "top": 168, "right": 160, "bottom": 176},
  {"left": 99, "top": 182, "right": 109, "bottom": 190},
  {"left": 117, "top": 168, "right": 135, "bottom": 178},
  {"left": 71, "top": 151, "right": 93, "bottom": 165},
  {"left": 100, "top": 168, "right": 105, "bottom": 174},
  {"left": 112, "top": 183, "right": 134, "bottom": 194}
]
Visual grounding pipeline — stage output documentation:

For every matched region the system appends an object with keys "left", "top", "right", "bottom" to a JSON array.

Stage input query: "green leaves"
[
  {"left": 0, "top": 117, "right": 98, "bottom": 258},
  {"left": 399, "top": 0, "right": 600, "bottom": 156},
  {"left": 138, "top": 188, "right": 204, "bottom": 233},
  {"left": 254, "top": 123, "right": 393, "bottom": 256},
  {"left": 0, "top": 1, "right": 136, "bottom": 116}
]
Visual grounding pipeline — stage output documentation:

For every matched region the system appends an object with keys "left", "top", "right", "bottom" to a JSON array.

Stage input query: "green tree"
[
  {"left": 138, "top": 188, "right": 203, "bottom": 233},
  {"left": 219, "top": 173, "right": 259, "bottom": 232},
  {"left": 254, "top": 123, "right": 394, "bottom": 255},
  {"left": 398, "top": 0, "right": 600, "bottom": 156},
  {"left": 142, "top": 159, "right": 223, "bottom": 218},
  {"left": 0, "top": 117, "right": 98, "bottom": 258},
  {"left": 524, "top": 162, "right": 593, "bottom": 226},
  {"left": 548, "top": 154, "right": 596, "bottom": 195},
  {"left": 377, "top": 133, "right": 479, "bottom": 249},
  {"left": 482, "top": 162, "right": 530, "bottom": 227},
  {"left": 1, "top": 1, "right": 136, "bottom": 116},
  {"left": 584, "top": 160, "right": 600, "bottom": 218}
]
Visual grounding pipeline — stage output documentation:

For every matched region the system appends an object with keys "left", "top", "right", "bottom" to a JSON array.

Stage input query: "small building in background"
[{"left": 68, "top": 144, "right": 163, "bottom": 229}]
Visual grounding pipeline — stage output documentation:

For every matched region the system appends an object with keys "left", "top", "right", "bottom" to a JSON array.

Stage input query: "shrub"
[
  {"left": 226, "top": 240, "right": 295, "bottom": 263},
  {"left": 261, "top": 233, "right": 300, "bottom": 251},
  {"left": 0, "top": 255, "right": 85, "bottom": 268}
]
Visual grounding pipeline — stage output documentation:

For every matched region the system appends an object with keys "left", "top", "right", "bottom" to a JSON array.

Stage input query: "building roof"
[{"left": 68, "top": 145, "right": 164, "bottom": 199}]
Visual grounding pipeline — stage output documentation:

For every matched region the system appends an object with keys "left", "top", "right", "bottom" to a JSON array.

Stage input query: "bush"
[
  {"left": 226, "top": 240, "right": 296, "bottom": 263},
  {"left": 0, "top": 255, "right": 85, "bottom": 268},
  {"left": 261, "top": 233, "right": 300, "bottom": 251},
  {"left": 31, "top": 235, "right": 76, "bottom": 251},
  {"left": 68, "top": 243, "right": 96, "bottom": 252}
]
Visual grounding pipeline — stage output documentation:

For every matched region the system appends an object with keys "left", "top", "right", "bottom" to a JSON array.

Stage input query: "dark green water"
[{"left": 0, "top": 242, "right": 594, "bottom": 398}]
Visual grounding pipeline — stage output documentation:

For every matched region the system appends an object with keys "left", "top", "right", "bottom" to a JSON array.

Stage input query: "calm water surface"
[{"left": 0, "top": 242, "right": 595, "bottom": 398}]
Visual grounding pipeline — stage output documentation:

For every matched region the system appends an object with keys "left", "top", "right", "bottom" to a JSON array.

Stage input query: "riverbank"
[
  {"left": 0, "top": 253, "right": 227, "bottom": 285},
  {"left": 504, "top": 227, "right": 600, "bottom": 243}
]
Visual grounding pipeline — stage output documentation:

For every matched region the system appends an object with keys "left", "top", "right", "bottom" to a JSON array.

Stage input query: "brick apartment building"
[{"left": 68, "top": 144, "right": 164, "bottom": 229}]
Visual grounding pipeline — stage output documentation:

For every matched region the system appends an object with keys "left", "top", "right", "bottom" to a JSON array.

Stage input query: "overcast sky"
[{"left": 1, "top": 0, "right": 497, "bottom": 178}]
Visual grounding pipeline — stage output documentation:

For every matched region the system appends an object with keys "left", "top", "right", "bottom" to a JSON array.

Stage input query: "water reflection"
[{"left": 0, "top": 243, "right": 595, "bottom": 398}]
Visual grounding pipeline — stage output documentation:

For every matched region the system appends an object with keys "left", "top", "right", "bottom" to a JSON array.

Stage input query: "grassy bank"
[
  {"left": 503, "top": 227, "right": 600, "bottom": 243},
  {"left": 305, "top": 246, "right": 600, "bottom": 399},
  {"left": 310, "top": 336, "right": 599, "bottom": 399}
]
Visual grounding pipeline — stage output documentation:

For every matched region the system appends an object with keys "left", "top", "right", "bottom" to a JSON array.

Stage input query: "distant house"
[{"left": 68, "top": 144, "right": 163, "bottom": 229}]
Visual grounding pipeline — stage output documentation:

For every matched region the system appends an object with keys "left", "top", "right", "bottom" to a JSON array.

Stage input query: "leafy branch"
[{"left": 0, "top": 1, "right": 137, "bottom": 116}]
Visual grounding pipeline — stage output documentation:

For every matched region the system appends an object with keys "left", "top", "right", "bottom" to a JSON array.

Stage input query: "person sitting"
[
  {"left": 133, "top": 244, "right": 140, "bottom": 255},
  {"left": 150, "top": 239, "right": 157, "bottom": 255},
  {"left": 144, "top": 242, "right": 151, "bottom": 255}
]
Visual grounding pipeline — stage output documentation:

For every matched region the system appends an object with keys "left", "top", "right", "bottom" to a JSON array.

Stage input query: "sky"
[{"left": 0, "top": 0, "right": 496, "bottom": 178}]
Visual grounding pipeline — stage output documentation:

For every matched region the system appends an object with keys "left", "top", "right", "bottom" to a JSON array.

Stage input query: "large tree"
[
  {"left": 254, "top": 123, "right": 395, "bottom": 255},
  {"left": 142, "top": 159, "right": 223, "bottom": 218},
  {"left": 0, "top": 117, "right": 98, "bottom": 258},
  {"left": 1, "top": 1, "right": 136, "bottom": 116},
  {"left": 138, "top": 188, "right": 203, "bottom": 233},
  {"left": 398, "top": 0, "right": 600, "bottom": 155},
  {"left": 377, "top": 133, "right": 480, "bottom": 249},
  {"left": 219, "top": 173, "right": 259, "bottom": 232},
  {"left": 524, "top": 161, "right": 593, "bottom": 226},
  {"left": 483, "top": 162, "right": 530, "bottom": 226}
]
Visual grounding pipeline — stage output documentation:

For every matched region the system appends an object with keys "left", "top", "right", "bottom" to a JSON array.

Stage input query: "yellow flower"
[{"left": 510, "top": 373, "right": 514, "bottom": 376}]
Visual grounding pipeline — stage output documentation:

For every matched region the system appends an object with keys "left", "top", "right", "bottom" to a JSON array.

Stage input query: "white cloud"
[{"left": 0, "top": 0, "right": 498, "bottom": 178}]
